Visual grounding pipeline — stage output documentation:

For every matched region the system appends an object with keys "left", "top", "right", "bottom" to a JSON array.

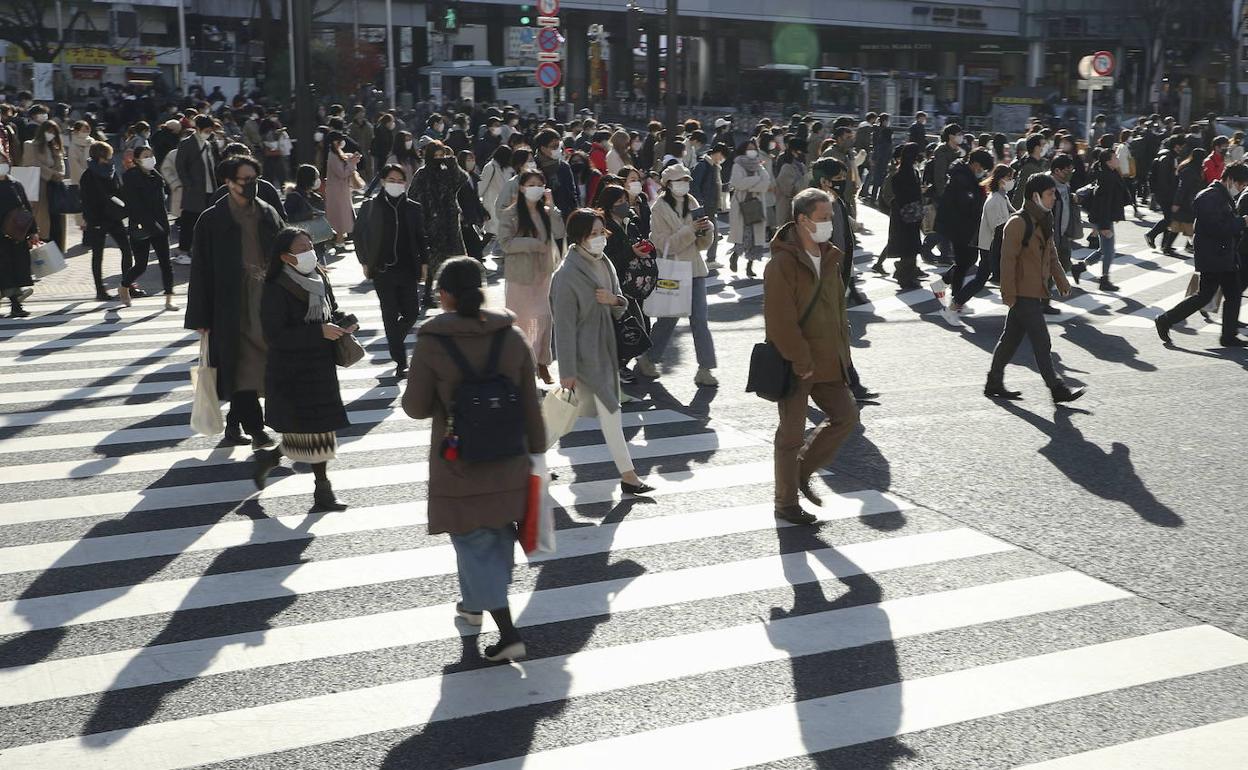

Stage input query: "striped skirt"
[{"left": 280, "top": 432, "right": 337, "bottom": 463}]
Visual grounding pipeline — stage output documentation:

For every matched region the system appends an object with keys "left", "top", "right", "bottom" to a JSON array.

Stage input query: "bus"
[
  {"left": 738, "top": 64, "right": 809, "bottom": 108},
  {"left": 419, "top": 61, "right": 543, "bottom": 113},
  {"left": 806, "top": 68, "right": 864, "bottom": 122}
]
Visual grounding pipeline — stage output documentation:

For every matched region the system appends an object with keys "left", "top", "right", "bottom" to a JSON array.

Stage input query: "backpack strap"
[
  {"left": 434, "top": 335, "right": 478, "bottom": 380},
  {"left": 483, "top": 328, "right": 508, "bottom": 377}
]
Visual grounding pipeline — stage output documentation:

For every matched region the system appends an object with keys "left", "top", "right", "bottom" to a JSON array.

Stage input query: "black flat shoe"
[
  {"left": 1145, "top": 233, "right": 1157, "bottom": 249},
  {"left": 729, "top": 256, "right": 739, "bottom": 272},
  {"left": 1155, "top": 317, "right": 1173, "bottom": 344},
  {"left": 1071, "top": 263, "right": 1086, "bottom": 284},
  {"left": 1042, "top": 303, "right": 1061, "bottom": 315},
  {"left": 745, "top": 262, "right": 757, "bottom": 279},
  {"left": 775, "top": 505, "right": 817, "bottom": 525},
  {"left": 1218, "top": 337, "right": 1248, "bottom": 348},
  {"left": 984, "top": 382, "right": 1023, "bottom": 400},
  {"left": 95, "top": 290, "right": 117, "bottom": 302},
  {"left": 394, "top": 365, "right": 408, "bottom": 379},
  {"left": 128, "top": 286, "right": 149, "bottom": 298},
  {"left": 1098, "top": 278, "right": 1119, "bottom": 292},
  {"left": 222, "top": 426, "right": 251, "bottom": 446},
  {"left": 251, "top": 430, "right": 276, "bottom": 450},
  {"left": 1051, "top": 386, "right": 1086, "bottom": 404},
  {"left": 621, "top": 480, "right": 655, "bottom": 496}
]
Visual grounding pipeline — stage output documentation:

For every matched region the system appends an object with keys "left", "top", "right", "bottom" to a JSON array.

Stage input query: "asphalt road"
[{"left": 0, "top": 199, "right": 1245, "bottom": 769}]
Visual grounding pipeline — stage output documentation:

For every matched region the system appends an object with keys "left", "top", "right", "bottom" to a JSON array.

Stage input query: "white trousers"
[{"left": 583, "top": 394, "right": 634, "bottom": 475}]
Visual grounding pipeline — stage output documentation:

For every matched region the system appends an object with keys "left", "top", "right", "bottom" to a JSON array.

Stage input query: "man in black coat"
[
  {"left": 1146, "top": 136, "right": 1184, "bottom": 254},
  {"left": 934, "top": 149, "right": 992, "bottom": 323},
  {"left": 174, "top": 114, "right": 220, "bottom": 257},
  {"left": 185, "top": 156, "right": 286, "bottom": 447},
  {"left": 1156, "top": 163, "right": 1248, "bottom": 348}
]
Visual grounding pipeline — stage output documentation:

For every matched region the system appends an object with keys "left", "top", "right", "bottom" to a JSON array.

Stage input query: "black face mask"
[
  {"left": 831, "top": 180, "right": 846, "bottom": 197},
  {"left": 612, "top": 201, "right": 631, "bottom": 218},
  {"left": 239, "top": 179, "right": 258, "bottom": 200}
]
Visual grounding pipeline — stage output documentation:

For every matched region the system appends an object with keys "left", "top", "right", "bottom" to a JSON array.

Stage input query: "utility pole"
[
  {"left": 292, "top": 0, "right": 316, "bottom": 165},
  {"left": 385, "top": 0, "right": 397, "bottom": 109},
  {"left": 664, "top": 0, "right": 678, "bottom": 136}
]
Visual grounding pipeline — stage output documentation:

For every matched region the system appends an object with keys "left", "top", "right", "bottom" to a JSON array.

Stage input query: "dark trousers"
[
  {"left": 177, "top": 210, "right": 201, "bottom": 252},
  {"left": 88, "top": 222, "right": 134, "bottom": 291},
  {"left": 953, "top": 248, "right": 999, "bottom": 306},
  {"left": 227, "top": 390, "right": 265, "bottom": 435},
  {"left": 989, "top": 297, "right": 1060, "bottom": 388},
  {"left": 944, "top": 240, "right": 979, "bottom": 297},
  {"left": 1162, "top": 270, "right": 1243, "bottom": 341},
  {"left": 1146, "top": 210, "right": 1172, "bottom": 240},
  {"left": 122, "top": 233, "right": 174, "bottom": 294},
  {"left": 375, "top": 269, "right": 422, "bottom": 366}
]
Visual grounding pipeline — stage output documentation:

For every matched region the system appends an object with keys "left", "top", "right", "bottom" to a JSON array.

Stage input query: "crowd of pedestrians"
[{"left": 2, "top": 90, "right": 1245, "bottom": 661}]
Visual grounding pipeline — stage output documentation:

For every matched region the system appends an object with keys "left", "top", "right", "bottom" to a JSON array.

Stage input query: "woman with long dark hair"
[
  {"left": 883, "top": 142, "right": 924, "bottom": 290},
  {"left": 24, "top": 117, "right": 66, "bottom": 251},
  {"left": 411, "top": 140, "right": 469, "bottom": 303},
  {"left": 457, "top": 149, "right": 490, "bottom": 262},
  {"left": 252, "top": 227, "right": 355, "bottom": 512},
  {"left": 0, "top": 150, "right": 36, "bottom": 317},
  {"left": 498, "top": 169, "right": 565, "bottom": 383},
  {"left": 618, "top": 164, "right": 652, "bottom": 238},
  {"left": 478, "top": 144, "right": 513, "bottom": 251},
  {"left": 403, "top": 256, "right": 546, "bottom": 662},
  {"left": 322, "top": 129, "right": 361, "bottom": 250},
  {"left": 1072, "top": 146, "right": 1130, "bottom": 291},
  {"left": 599, "top": 184, "right": 657, "bottom": 381}
]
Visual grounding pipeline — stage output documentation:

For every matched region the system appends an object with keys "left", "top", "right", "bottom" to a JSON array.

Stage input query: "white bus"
[
  {"left": 806, "top": 68, "right": 865, "bottom": 122},
  {"left": 419, "top": 61, "right": 543, "bottom": 114}
]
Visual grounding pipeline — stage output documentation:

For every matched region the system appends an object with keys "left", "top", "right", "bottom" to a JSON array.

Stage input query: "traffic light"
[
  {"left": 444, "top": 4, "right": 458, "bottom": 31},
  {"left": 519, "top": 4, "right": 533, "bottom": 25}
]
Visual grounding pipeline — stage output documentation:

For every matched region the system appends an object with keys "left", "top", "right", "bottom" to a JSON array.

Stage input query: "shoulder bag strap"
[
  {"left": 483, "top": 328, "right": 508, "bottom": 377},
  {"left": 434, "top": 335, "right": 477, "bottom": 380}
]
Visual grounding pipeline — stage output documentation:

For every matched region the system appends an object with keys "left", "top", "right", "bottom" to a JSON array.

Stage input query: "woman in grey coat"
[{"left": 551, "top": 208, "right": 654, "bottom": 496}]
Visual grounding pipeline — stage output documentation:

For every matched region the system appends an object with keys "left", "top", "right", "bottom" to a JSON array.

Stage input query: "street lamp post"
[
  {"left": 665, "top": 0, "right": 677, "bottom": 137},
  {"left": 385, "top": 0, "right": 397, "bottom": 109}
]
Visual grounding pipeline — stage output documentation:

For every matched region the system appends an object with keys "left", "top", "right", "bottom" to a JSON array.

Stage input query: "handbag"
[
  {"left": 2, "top": 206, "right": 34, "bottom": 242},
  {"left": 900, "top": 200, "right": 924, "bottom": 225},
  {"left": 642, "top": 244, "right": 693, "bottom": 318},
  {"left": 190, "top": 333, "right": 224, "bottom": 436},
  {"left": 299, "top": 215, "right": 335, "bottom": 244},
  {"left": 745, "top": 279, "right": 822, "bottom": 402},
  {"left": 519, "top": 453, "right": 556, "bottom": 555},
  {"left": 30, "top": 241, "right": 66, "bottom": 278},
  {"left": 48, "top": 180, "right": 83, "bottom": 215},
  {"left": 740, "top": 194, "right": 765, "bottom": 226},
  {"left": 333, "top": 332, "right": 366, "bottom": 367},
  {"left": 614, "top": 296, "right": 652, "bottom": 361},
  {"left": 541, "top": 386, "right": 580, "bottom": 451}
]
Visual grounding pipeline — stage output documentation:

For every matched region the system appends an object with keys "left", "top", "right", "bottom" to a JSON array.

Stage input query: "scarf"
[
  {"left": 1023, "top": 199, "right": 1054, "bottom": 243},
  {"left": 283, "top": 264, "right": 332, "bottom": 322},
  {"left": 734, "top": 154, "right": 762, "bottom": 175},
  {"left": 88, "top": 160, "right": 113, "bottom": 179}
]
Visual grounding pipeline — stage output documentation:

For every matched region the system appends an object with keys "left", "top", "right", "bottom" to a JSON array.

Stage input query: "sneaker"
[
  {"left": 705, "top": 259, "right": 722, "bottom": 269},
  {"left": 939, "top": 307, "right": 964, "bottom": 327},
  {"left": 172, "top": 252, "right": 193, "bottom": 265},
  {"left": 1098, "top": 277, "right": 1119, "bottom": 292},
  {"left": 455, "top": 602, "right": 484, "bottom": 626},
  {"left": 694, "top": 368, "right": 719, "bottom": 387},
  {"left": 635, "top": 355, "right": 659, "bottom": 378}
]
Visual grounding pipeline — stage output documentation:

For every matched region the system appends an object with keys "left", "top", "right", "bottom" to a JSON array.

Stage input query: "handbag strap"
[{"left": 199, "top": 331, "right": 211, "bottom": 368}]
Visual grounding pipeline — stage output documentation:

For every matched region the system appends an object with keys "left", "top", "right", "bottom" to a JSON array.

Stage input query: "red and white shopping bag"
[{"left": 519, "top": 453, "right": 556, "bottom": 555}]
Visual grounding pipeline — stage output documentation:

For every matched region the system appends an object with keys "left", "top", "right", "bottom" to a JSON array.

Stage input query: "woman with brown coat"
[{"left": 402, "top": 257, "right": 546, "bottom": 662}]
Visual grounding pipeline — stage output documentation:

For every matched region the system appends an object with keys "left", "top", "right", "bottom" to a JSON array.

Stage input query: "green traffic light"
[{"left": 520, "top": 15, "right": 531, "bottom": 24}]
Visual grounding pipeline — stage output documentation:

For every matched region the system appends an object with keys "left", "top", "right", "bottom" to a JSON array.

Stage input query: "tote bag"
[
  {"left": 642, "top": 243, "right": 693, "bottom": 318},
  {"left": 30, "top": 241, "right": 66, "bottom": 278},
  {"left": 189, "top": 333, "right": 224, "bottom": 436},
  {"left": 299, "top": 215, "right": 335, "bottom": 244},
  {"left": 541, "top": 386, "right": 580, "bottom": 451}
]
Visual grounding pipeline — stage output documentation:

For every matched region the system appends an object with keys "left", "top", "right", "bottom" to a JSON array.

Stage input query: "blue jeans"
[
  {"left": 450, "top": 525, "right": 517, "bottom": 612},
  {"left": 1083, "top": 223, "right": 1115, "bottom": 277},
  {"left": 648, "top": 275, "right": 718, "bottom": 369}
]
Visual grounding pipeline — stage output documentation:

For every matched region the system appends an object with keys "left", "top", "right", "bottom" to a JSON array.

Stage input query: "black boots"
[
  {"left": 1050, "top": 384, "right": 1087, "bottom": 404},
  {"left": 8, "top": 296, "right": 29, "bottom": 318},
  {"left": 313, "top": 478, "right": 348, "bottom": 512},
  {"left": 252, "top": 448, "right": 282, "bottom": 489}
]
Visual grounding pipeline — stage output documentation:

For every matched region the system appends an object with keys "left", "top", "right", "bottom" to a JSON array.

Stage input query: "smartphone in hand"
[{"left": 691, "top": 206, "right": 706, "bottom": 220}]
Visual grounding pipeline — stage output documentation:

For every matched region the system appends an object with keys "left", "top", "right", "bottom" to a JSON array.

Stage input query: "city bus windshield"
[{"left": 810, "top": 81, "right": 860, "bottom": 115}]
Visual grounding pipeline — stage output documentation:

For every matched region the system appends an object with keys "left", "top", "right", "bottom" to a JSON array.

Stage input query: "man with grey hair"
[{"left": 763, "top": 187, "right": 860, "bottom": 525}]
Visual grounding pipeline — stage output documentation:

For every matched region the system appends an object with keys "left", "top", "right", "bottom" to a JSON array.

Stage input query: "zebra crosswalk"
[{"left": 1, "top": 247, "right": 1246, "bottom": 769}]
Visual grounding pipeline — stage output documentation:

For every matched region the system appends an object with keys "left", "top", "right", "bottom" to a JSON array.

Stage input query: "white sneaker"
[
  {"left": 172, "top": 253, "right": 192, "bottom": 265},
  {"left": 940, "top": 307, "right": 965, "bottom": 327},
  {"left": 705, "top": 259, "right": 722, "bottom": 269}
]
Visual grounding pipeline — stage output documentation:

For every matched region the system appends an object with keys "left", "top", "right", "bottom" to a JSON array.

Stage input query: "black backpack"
[{"left": 435, "top": 330, "right": 527, "bottom": 463}]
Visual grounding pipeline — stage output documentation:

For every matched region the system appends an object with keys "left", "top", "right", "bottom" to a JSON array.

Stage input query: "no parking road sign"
[
  {"left": 536, "top": 61, "right": 562, "bottom": 89},
  {"left": 536, "top": 0, "right": 559, "bottom": 15},
  {"left": 538, "top": 27, "right": 561, "bottom": 53}
]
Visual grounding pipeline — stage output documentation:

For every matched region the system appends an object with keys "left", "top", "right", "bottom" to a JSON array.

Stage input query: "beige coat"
[
  {"left": 728, "top": 161, "right": 771, "bottom": 247},
  {"left": 650, "top": 194, "right": 714, "bottom": 278},
  {"left": 402, "top": 308, "right": 546, "bottom": 535},
  {"left": 22, "top": 138, "right": 65, "bottom": 241},
  {"left": 497, "top": 202, "right": 566, "bottom": 285}
]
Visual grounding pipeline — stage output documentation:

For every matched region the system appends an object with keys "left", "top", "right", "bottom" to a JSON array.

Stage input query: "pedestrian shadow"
[
  {"left": 997, "top": 402, "right": 1183, "bottom": 528},
  {"left": 379, "top": 497, "right": 646, "bottom": 767},
  {"left": 1059, "top": 317, "right": 1157, "bottom": 372},
  {"left": 765, "top": 524, "right": 914, "bottom": 768},
  {"left": 79, "top": 501, "right": 319, "bottom": 743},
  {"left": 0, "top": 460, "right": 272, "bottom": 670}
]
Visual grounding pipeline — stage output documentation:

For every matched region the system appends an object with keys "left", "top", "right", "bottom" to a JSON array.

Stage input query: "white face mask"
[
  {"left": 586, "top": 235, "right": 608, "bottom": 255},
  {"left": 523, "top": 185, "right": 546, "bottom": 202},
  {"left": 1001, "top": 179, "right": 1016, "bottom": 192},
  {"left": 0, "top": 163, "right": 9, "bottom": 178},
  {"left": 384, "top": 181, "right": 407, "bottom": 197},
  {"left": 404, "top": 139, "right": 414, "bottom": 150},
  {"left": 627, "top": 181, "right": 643, "bottom": 196},
  {"left": 1032, "top": 193, "right": 1053, "bottom": 212},
  {"left": 631, "top": 141, "right": 642, "bottom": 152},
  {"left": 140, "top": 156, "right": 157, "bottom": 171},
  {"left": 199, "top": 130, "right": 212, "bottom": 141},
  {"left": 745, "top": 149, "right": 759, "bottom": 159},
  {"left": 670, "top": 181, "right": 690, "bottom": 197},
  {"left": 290, "top": 249, "right": 318, "bottom": 275},
  {"left": 313, "top": 131, "right": 324, "bottom": 142},
  {"left": 491, "top": 126, "right": 501, "bottom": 136},
  {"left": 810, "top": 220, "right": 834, "bottom": 243},
  {"left": 33, "top": 114, "right": 47, "bottom": 124}
]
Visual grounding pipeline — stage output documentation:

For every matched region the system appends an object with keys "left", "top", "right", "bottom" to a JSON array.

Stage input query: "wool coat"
[
  {"left": 174, "top": 134, "right": 218, "bottom": 214},
  {"left": 260, "top": 270, "right": 349, "bottom": 434},
  {"left": 497, "top": 202, "right": 565, "bottom": 285},
  {"left": 1192, "top": 181, "right": 1245, "bottom": 274},
  {"left": 411, "top": 160, "right": 468, "bottom": 267},
  {"left": 551, "top": 245, "right": 628, "bottom": 413},
  {"left": 0, "top": 179, "right": 34, "bottom": 291},
  {"left": 650, "top": 193, "right": 713, "bottom": 278},
  {"left": 402, "top": 308, "right": 546, "bottom": 536},
  {"left": 728, "top": 161, "right": 771, "bottom": 247},
  {"left": 183, "top": 197, "right": 285, "bottom": 398},
  {"left": 121, "top": 166, "right": 170, "bottom": 241}
]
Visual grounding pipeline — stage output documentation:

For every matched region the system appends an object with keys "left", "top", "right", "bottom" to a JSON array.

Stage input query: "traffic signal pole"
[
  {"left": 665, "top": 0, "right": 678, "bottom": 137},
  {"left": 292, "top": 0, "right": 316, "bottom": 165}
]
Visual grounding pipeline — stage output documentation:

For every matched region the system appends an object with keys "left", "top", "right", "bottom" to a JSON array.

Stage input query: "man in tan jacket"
[
  {"left": 764, "top": 188, "right": 860, "bottom": 525},
  {"left": 986, "top": 173, "right": 1085, "bottom": 404}
]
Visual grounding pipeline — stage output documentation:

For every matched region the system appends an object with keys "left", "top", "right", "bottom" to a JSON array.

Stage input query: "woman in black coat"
[
  {"left": 1170, "top": 148, "right": 1207, "bottom": 241},
  {"left": 456, "top": 150, "right": 489, "bottom": 262},
  {"left": 599, "top": 184, "right": 657, "bottom": 380},
  {"left": 120, "top": 145, "right": 176, "bottom": 309},
  {"left": 885, "top": 142, "right": 924, "bottom": 290},
  {"left": 0, "top": 153, "right": 36, "bottom": 317},
  {"left": 252, "top": 227, "right": 355, "bottom": 512},
  {"left": 284, "top": 163, "right": 329, "bottom": 263},
  {"left": 410, "top": 140, "right": 468, "bottom": 302},
  {"left": 80, "top": 140, "right": 135, "bottom": 302}
]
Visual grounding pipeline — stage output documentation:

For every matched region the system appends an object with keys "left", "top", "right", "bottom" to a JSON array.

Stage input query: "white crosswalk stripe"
[{"left": 0, "top": 261, "right": 1241, "bottom": 769}]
